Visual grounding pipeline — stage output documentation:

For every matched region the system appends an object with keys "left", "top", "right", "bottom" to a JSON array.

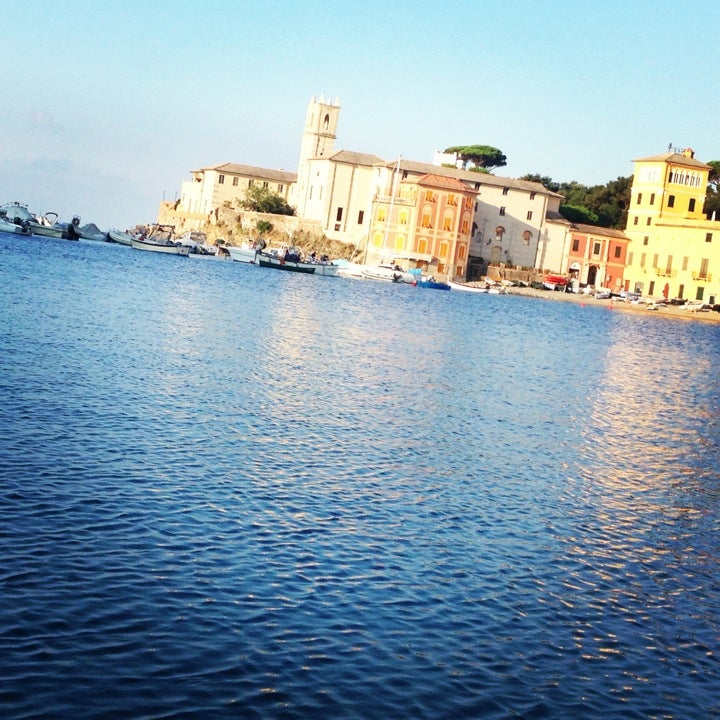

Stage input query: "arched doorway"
[{"left": 587, "top": 265, "right": 598, "bottom": 286}]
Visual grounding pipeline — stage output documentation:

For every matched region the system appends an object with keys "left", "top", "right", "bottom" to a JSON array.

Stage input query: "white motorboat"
[
  {"left": 447, "top": 281, "right": 489, "bottom": 293},
  {"left": 1, "top": 203, "right": 80, "bottom": 239},
  {"left": 361, "top": 264, "right": 416, "bottom": 284},
  {"left": 227, "top": 243, "right": 258, "bottom": 263},
  {"left": 107, "top": 228, "right": 136, "bottom": 246},
  {"left": 0, "top": 209, "right": 31, "bottom": 235},
  {"left": 177, "top": 231, "right": 218, "bottom": 256},
  {"left": 131, "top": 224, "right": 190, "bottom": 256}
]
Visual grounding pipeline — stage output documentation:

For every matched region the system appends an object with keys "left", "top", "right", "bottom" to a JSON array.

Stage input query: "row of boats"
[{"left": 1, "top": 203, "right": 508, "bottom": 292}]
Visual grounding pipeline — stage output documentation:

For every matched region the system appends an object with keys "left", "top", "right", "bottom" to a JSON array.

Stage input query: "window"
[
  {"left": 377, "top": 207, "right": 386, "bottom": 221},
  {"left": 637, "top": 192, "right": 642, "bottom": 204},
  {"left": 336, "top": 207, "right": 343, "bottom": 222},
  {"left": 278, "top": 184, "right": 284, "bottom": 193},
  {"left": 666, "top": 255, "right": 673, "bottom": 274},
  {"left": 399, "top": 210, "right": 408, "bottom": 225},
  {"left": 572, "top": 239, "right": 580, "bottom": 252},
  {"left": 628, "top": 251, "right": 634, "bottom": 265},
  {"left": 357, "top": 210, "right": 364, "bottom": 224},
  {"left": 443, "top": 216, "right": 452, "bottom": 231},
  {"left": 248, "top": 179, "right": 254, "bottom": 186},
  {"left": 633, "top": 216, "right": 639, "bottom": 225},
  {"left": 461, "top": 219, "right": 470, "bottom": 234},
  {"left": 706, "top": 232, "right": 713, "bottom": 242},
  {"left": 499, "top": 207, "right": 506, "bottom": 216},
  {"left": 668, "top": 195, "right": 675, "bottom": 208},
  {"left": 682, "top": 256, "right": 689, "bottom": 271},
  {"left": 527, "top": 211, "right": 533, "bottom": 221},
  {"left": 643, "top": 236, "right": 649, "bottom": 245},
  {"left": 640, "top": 252, "right": 646, "bottom": 268},
  {"left": 218, "top": 174, "right": 225, "bottom": 184},
  {"left": 678, "top": 284, "right": 685, "bottom": 299},
  {"left": 263, "top": 181, "right": 269, "bottom": 189},
  {"left": 372, "top": 231, "right": 383, "bottom": 248},
  {"left": 422, "top": 212, "right": 432, "bottom": 228},
  {"left": 425, "top": 190, "right": 435, "bottom": 202},
  {"left": 650, "top": 193, "right": 655, "bottom": 205},
  {"left": 646, "top": 217, "right": 651, "bottom": 225},
  {"left": 649, "top": 281, "right": 655, "bottom": 295},
  {"left": 232, "top": 177, "right": 239, "bottom": 187},
  {"left": 502, "top": 187, "right": 509, "bottom": 195},
  {"left": 700, "top": 258, "right": 709, "bottom": 279},
  {"left": 689, "top": 198, "right": 696, "bottom": 212},
  {"left": 593, "top": 242, "right": 601, "bottom": 255},
  {"left": 614, "top": 246, "right": 622, "bottom": 258},
  {"left": 439, "top": 241, "right": 449, "bottom": 258},
  {"left": 448, "top": 194, "right": 457, "bottom": 206},
  {"left": 530, "top": 192, "right": 536, "bottom": 200},
  {"left": 652, "top": 253, "right": 659, "bottom": 268}
]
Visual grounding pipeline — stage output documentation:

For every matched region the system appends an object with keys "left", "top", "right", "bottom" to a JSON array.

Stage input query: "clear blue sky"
[{"left": 3, "top": 0, "right": 718, "bottom": 231}]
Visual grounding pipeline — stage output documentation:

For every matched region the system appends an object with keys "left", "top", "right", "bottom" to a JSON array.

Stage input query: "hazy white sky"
[{"left": 3, "top": 0, "right": 718, "bottom": 230}]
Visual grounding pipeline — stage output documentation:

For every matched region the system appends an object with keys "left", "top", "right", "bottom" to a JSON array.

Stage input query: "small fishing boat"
[
  {"left": 256, "top": 247, "right": 316, "bottom": 274},
  {"left": 0, "top": 209, "right": 31, "bottom": 235},
  {"left": 447, "top": 281, "right": 489, "bottom": 293},
  {"left": 227, "top": 243, "right": 259, "bottom": 263},
  {"left": 416, "top": 277, "right": 450, "bottom": 291},
  {"left": 131, "top": 224, "right": 190, "bottom": 256},
  {"left": 360, "top": 264, "right": 416, "bottom": 284}
]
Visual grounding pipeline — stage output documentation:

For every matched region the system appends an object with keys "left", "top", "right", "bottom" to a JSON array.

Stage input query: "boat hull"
[
  {"left": 131, "top": 238, "right": 190, "bottom": 255},
  {"left": 361, "top": 265, "right": 416, "bottom": 283},
  {"left": 257, "top": 253, "right": 316, "bottom": 273},
  {"left": 227, "top": 245, "right": 257, "bottom": 263}
]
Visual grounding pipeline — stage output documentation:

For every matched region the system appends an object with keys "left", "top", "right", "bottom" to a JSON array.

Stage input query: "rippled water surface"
[{"left": 1, "top": 233, "right": 719, "bottom": 719}]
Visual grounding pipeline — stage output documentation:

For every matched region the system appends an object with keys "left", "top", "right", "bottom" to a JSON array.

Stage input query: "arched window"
[{"left": 323, "top": 113, "right": 330, "bottom": 130}]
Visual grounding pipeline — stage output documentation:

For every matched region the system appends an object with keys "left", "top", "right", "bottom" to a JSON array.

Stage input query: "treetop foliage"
[
  {"left": 238, "top": 185, "right": 296, "bottom": 216},
  {"left": 444, "top": 145, "right": 507, "bottom": 171}
]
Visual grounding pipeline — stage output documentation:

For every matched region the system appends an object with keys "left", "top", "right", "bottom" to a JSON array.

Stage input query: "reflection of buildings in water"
[{"left": 578, "top": 322, "right": 714, "bottom": 493}]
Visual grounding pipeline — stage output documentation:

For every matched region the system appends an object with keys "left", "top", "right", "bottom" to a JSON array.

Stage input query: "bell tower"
[
  {"left": 298, "top": 94, "right": 340, "bottom": 168},
  {"left": 294, "top": 95, "right": 340, "bottom": 216}
]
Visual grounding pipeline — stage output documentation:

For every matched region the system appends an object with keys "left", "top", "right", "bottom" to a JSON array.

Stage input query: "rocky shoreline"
[{"left": 504, "top": 285, "right": 720, "bottom": 324}]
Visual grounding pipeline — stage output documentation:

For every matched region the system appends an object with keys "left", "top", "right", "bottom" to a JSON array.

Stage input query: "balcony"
[{"left": 692, "top": 271, "right": 712, "bottom": 281}]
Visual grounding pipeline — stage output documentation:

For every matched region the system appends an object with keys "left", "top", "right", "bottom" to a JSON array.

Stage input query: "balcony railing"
[{"left": 692, "top": 271, "right": 712, "bottom": 281}]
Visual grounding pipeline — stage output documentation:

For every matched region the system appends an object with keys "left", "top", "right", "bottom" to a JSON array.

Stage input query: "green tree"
[
  {"left": 704, "top": 161, "right": 720, "bottom": 219},
  {"left": 238, "top": 185, "right": 296, "bottom": 216},
  {"left": 444, "top": 145, "right": 507, "bottom": 171}
]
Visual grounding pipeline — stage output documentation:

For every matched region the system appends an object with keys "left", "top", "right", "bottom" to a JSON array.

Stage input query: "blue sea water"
[{"left": 1, "top": 232, "right": 719, "bottom": 719}]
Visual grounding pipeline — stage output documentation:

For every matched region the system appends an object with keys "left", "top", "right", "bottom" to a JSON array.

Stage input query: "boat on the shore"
[
  {"left": 447, "top": 280, "right": 489, "bottom": 293},
  {"left": 131, "top": 224, "right": 190, "bottom": 256}
]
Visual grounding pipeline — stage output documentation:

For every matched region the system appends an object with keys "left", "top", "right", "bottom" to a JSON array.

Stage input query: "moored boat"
[
  {"left": 177, "top": 231, "right": 218, "bottom": 256},
  {"left": 0, "top": 209, "right": 31, "bottom": 235},
  {"left": 416, "top": 277, "right": 450, "bottom": 291},
  {"left": 107, "top": 228, "right": 136, "bottom": 246},
  {"left": 360, "top": 264, "right": 416, "bottom": 284},
  {"left": 227, "top": 243, "right": 259, "bottom": 263},
  {"left": 447, "top": 280, "right": 489, "bottom": 293},
  {"left": 256, "top": 247, "right": 316, "bottom": 274},
  {"left": 131, "top": 224, "right": 190, "bottom": 256},
  {"left": 1, "top": 203, "right": 80, "bottom": 239}
]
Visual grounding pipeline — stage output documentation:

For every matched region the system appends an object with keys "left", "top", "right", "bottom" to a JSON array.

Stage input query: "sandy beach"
[{"left": 502, "top": 285, "right": 720, "bottom": 324}]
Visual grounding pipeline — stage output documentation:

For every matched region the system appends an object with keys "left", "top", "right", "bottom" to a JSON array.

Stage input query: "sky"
[{"left": 3, "top": 0, "right": 719, "bottom": 231}]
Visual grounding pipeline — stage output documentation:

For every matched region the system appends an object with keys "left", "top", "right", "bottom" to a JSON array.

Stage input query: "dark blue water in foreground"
[{"left": 1, "top": 233, "right": 719, "bottom": 719}]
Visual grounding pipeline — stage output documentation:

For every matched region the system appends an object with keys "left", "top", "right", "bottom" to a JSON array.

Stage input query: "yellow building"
[{"left": 624, "top": 148, "right": 720, "bottom": 304}]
